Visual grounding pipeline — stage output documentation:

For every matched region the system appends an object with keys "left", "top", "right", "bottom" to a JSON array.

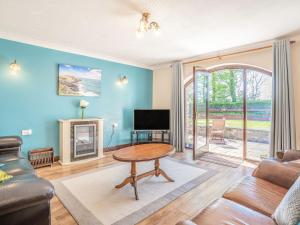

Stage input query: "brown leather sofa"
[
  {"left": 176, "top": 153, "right": 300, "bottom": 225},
  {"left": 0, "top": 136, "right": 54, "bottom": 225}
]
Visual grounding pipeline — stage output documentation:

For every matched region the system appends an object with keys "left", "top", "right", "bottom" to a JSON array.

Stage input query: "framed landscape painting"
[{"left": 58, "top": 64, "right": 101, "bottom": 96}]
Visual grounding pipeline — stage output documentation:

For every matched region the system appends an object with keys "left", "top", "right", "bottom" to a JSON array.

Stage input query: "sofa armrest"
[
  {"left": 0, "top": 136, "right": 22, "bottom": 156},
  {"left": 176, "top": 220, "right": 198, "bottom": 225},
  {"left": 0, "top": 174, "right": 54, "bottom": 216},
  {"left": 252, "top": 159, "right": 300, "bottom": 189},
  {"left": 281, "top": 150, "right": 300, "bottom": 162}
]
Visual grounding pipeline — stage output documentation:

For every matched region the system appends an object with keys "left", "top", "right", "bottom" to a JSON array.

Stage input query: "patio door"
[
  {"left": 193, "top": 67, "right": 209, "bottom": 160},
  {"left": 186, "top": 65, "right": 272, "bottom": 161}
]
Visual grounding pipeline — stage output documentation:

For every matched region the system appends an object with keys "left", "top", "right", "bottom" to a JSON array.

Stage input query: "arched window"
[{"left": 185, "top": 64, "right": 272, "bottom": 161}]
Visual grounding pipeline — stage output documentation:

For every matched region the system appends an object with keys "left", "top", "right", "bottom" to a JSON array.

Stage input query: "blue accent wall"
[{"left": 0, "top": 38, "right": 153, "bottom": 156}]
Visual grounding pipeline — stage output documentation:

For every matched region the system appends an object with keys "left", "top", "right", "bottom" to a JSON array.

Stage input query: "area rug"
[
  {"left": 52, "top": 157, "right": 217, "bottom": 225},
  {"left": 197, "top": 152, "right": 242, "bottom": 168}
]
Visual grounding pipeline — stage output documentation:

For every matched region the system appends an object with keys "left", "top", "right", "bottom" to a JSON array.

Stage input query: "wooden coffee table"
[{"left": 113, "top": 143, "right": 174, "bottom": 200}]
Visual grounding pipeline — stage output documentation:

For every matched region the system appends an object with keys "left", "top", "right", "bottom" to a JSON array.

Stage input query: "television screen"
[{"left": 134, "top": 109, "right": 170, "bottom": 130}]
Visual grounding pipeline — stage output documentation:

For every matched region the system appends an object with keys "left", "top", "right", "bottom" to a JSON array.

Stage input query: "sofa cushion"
[
  {"left": 1, "top": 158, "right": 35, "bottom": 176},
  {"left": 284, "top": 159, "right": 300, "bottom": 168},
  {"left": 0, "top": 155, "right": 24, "bottom": 163},
  {"left": 191, "top": 198, "right": 276, "bottom": 225},
  {"left": 223, "top": 176, "right": 287, "bottom": 216},
  {"left": 272, "top": 176, "right": 300, "bottom": 225}
]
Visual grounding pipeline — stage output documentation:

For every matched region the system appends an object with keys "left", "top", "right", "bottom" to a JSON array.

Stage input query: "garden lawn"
[{"left": 197, "top": 119, "right": 271, "bottom": 130}]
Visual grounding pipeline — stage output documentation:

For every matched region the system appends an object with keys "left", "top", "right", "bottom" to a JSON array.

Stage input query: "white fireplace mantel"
[{"left": 59, "top": 118, "right": 104, "bottom": 165}]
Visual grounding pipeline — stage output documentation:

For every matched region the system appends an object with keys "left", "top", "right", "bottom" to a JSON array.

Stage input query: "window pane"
[
  {"left": 185, "top": 82, "right": 193, "bottom": 148},
  {"left": 208, "top": 69, "right": 244, "bottom": 158},
  {"left": 195, "top": 70, "right": 208, "bottom": 150},
  {"left": 246, "top": 70, "right": 272, "bottom": 160}
]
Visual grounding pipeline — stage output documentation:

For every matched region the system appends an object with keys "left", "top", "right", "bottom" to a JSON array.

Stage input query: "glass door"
[
  {"left": 207, "top": 69, "right": 244, "bottom": 158},
  {"left": 193, "top": 67, "right": 209, "bottom": 160},
  {"left": 246, "top": 69, "right": 272, "bottom": 160}
]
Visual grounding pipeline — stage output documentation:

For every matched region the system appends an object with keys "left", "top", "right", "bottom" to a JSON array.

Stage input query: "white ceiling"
[{"left": 0, "top": 0, "right": 300, "bottom": 68}]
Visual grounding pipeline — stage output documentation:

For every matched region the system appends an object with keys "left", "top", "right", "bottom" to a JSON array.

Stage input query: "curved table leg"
[
  {"left": 115, "top": 177, "right": 132, "bottom": 189},
  {"left": 154, "top": 159, "right": 160, "bottom": 177},
  {"left": 132, "top": 176, "right": 139, "bottom": 200},
  {"left": 159, "top": 169, "right": 175, "bottom": 182},
  {"left": 154, "top": 159, "right": 174, "bottom": 182},
  {"left": 131, "top": 162, "right": 139, "bottom": 200},
  {"left": 115, "top": 159, "right": 174, "bottom": 200},
  {"left": 115, "top": 161, "right": 139, "bottom": 200}
]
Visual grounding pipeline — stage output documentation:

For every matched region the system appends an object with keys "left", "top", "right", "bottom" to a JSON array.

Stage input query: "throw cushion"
[
  {"left": 0, "top": 169, "right": 13, "bottom": 183},
  {"left": 272, "top": 176, "right": 300, "bottom": 225}
]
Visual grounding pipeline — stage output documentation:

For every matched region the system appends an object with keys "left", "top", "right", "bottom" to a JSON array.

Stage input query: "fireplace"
[
  {"left": 72, "top": 122, "right": 98, "bottom": 161},
  {"left": 59, "top": 118, "right": 103, "bottom": 165}
]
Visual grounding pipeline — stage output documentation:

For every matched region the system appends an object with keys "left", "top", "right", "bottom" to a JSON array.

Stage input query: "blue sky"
[{"left": 59, "top": 64, "right": 101, "bottom": 80}]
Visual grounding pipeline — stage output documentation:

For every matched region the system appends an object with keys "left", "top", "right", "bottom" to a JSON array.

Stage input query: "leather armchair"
[{"left": 0, "top": 136, "right": 54, "bottom": 225}]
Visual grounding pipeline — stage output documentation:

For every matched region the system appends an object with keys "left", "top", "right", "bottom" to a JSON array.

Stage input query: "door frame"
[
  {"left": 192, "top": 67, "right": 209, "bottom": 160},
  {"left": 184, "top": 79, "right": 193, "bottom": 149},
  {"left": 186, "top": 64, "right": 271, "bottom": 161}
]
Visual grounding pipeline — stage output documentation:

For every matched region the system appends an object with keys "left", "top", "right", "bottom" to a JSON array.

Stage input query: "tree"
[
  {"left": 210, "top": 69, "right": 239, "bottom": 103},
  {"left": 228, "top": 70, "right": 237, "bottom": 102},
  {"left": 211, "top": 73, "right": 217, "bottom": 102},
  {"left": 247, "top": 71, "right": 267, "bottom": 100}
]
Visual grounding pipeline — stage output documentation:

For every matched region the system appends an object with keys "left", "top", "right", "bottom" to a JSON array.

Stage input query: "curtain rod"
[{"left": 181, "top": 40, "right": 296, "bottom": 66}]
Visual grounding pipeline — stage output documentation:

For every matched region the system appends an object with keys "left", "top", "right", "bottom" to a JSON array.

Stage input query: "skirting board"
[{"left": 103, "top": 143, "right": 132, "bottom": 152}]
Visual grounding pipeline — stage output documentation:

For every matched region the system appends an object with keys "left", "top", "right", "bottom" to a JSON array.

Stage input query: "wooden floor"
[{"left": 36, "top": 150, "right": 256, "bottom": 225}]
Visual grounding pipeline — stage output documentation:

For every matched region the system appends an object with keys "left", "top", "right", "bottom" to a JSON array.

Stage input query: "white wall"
[
  {"left": 152, "top": 35, "right": 300, "bottom": 148},
  {"left": 183, "top": 47, "right": 272, "bottom": 80},
  {"left": 291, "top": 39, "right": 300, "bottom": 148},
  {"left": 152, "top": 67, "right": 172, "bottom": 109}
]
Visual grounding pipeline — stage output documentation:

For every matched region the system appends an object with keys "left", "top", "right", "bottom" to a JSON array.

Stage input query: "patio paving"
[{"left": 208, "top": 138, "right": 270, "bottom": 160}]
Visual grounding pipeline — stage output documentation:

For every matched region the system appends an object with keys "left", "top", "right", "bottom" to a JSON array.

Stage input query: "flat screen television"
[{"left": 134, "top": 109, "right": 170, "bottom": 131}]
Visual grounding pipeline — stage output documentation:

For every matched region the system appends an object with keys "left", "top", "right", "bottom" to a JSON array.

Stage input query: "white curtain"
[
  {"left": 171, "top": 62, "right": 185, "bottom": 152},
  {"left": 271, "top": 39, "right": 296, "bottom": 156}
]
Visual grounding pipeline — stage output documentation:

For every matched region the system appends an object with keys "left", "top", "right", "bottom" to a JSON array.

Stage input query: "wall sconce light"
[
  {"left": 117, "top": 75, "right": 129, "bottom": 86},
  {"left": 9, "top": 60, "right": 21, "bottom": 74}
]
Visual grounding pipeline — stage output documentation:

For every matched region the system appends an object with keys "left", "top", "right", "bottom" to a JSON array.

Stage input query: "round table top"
[{"left": 113, "top": 143, "right": 173, "bottom": 162}]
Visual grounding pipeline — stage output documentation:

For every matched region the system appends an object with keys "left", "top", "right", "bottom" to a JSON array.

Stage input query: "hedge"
[{"left": 205, "top": 100, "right": 271, "bottom": 110}]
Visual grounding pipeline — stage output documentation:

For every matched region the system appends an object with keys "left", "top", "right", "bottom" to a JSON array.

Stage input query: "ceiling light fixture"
[{"left": 136, "top": 12, "right": 160, "bottom": 38}]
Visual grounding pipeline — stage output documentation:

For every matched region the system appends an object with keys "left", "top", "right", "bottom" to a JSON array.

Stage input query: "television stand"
[{"left": 131, "top": 130, "right": 170, "bottom": 145}]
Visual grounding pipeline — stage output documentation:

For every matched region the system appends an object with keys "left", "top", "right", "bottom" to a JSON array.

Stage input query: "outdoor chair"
[{"left": 210, "top": 119, "right": 226, "bottom": 143}]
